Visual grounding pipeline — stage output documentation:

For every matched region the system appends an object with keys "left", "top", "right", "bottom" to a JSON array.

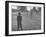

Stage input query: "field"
[{"left": 12, "top": 12, "right": 41, "bottom": 31}]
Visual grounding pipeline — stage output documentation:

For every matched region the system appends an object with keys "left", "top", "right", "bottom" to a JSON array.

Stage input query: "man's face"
[{"left": 18, "top": 13, "right": 21, "bottom": 16}]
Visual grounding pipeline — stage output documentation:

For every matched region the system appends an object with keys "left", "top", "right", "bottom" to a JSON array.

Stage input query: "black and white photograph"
[
  {"left": 5, "top": 1, "right": 45, "bottom": 36},
  {"left": 11, "top": 6, "right": 41, "bottom": 31}
]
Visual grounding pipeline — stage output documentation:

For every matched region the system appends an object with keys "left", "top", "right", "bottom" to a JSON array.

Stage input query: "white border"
[{"left": 9, "top": 3, "right": 44, "bottom": 35}]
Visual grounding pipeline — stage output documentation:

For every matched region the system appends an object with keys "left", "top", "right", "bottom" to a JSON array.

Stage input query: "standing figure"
[{"left": 17, "top": 12, "right": 22, "bottom": 31}]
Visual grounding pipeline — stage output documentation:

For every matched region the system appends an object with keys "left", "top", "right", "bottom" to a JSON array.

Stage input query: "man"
[{"left": 17, "top": 12, "right": 22, "bottom": 31}]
